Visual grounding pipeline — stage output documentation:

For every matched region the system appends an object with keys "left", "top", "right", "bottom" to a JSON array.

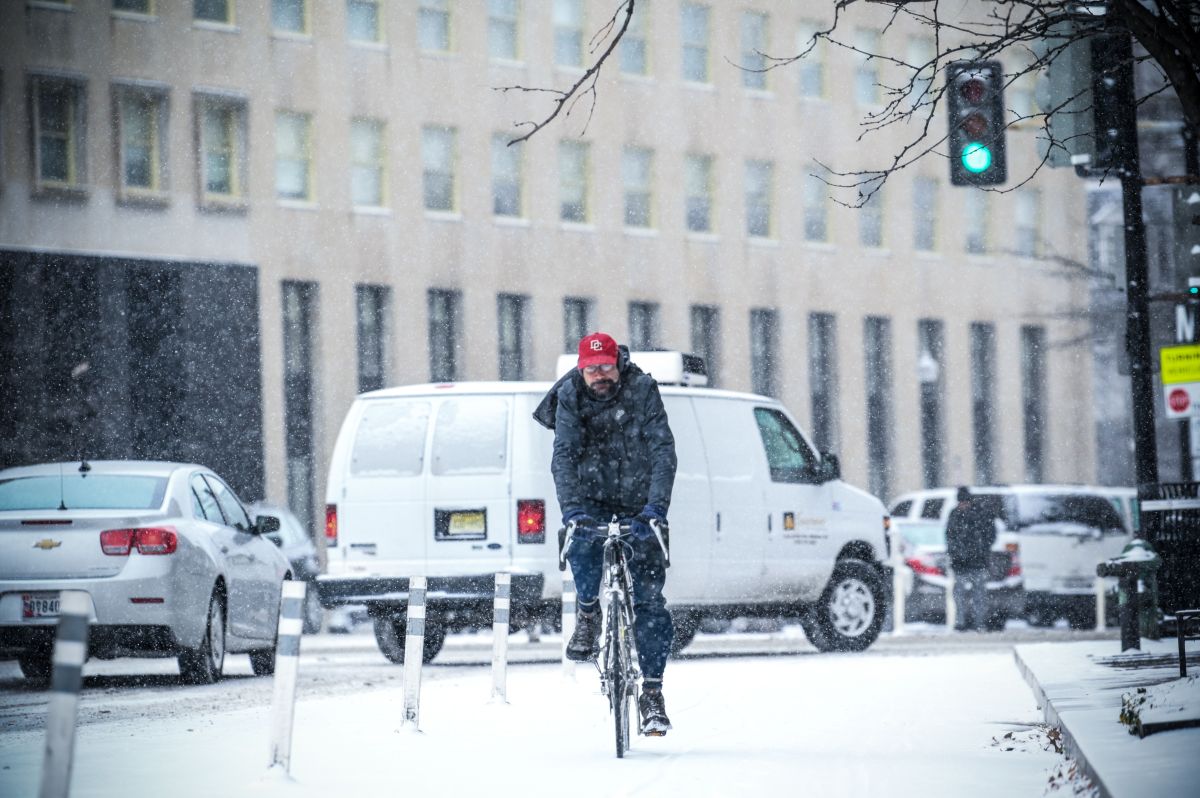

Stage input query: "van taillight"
[
  {"left": 517, "top": 500, "right": 545, "bottom": 544},
  {"left": 325, "top": 504, "right": 338, "bottom": 548},
  {"left": 100, "top": 527, "right": 178, "bottom": 555}
]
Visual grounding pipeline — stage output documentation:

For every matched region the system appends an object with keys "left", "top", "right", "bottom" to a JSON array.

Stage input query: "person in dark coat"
[
  {"left": 533, "top": 332, "right": 677, "bottom": 735},
  {"left": 944, "top": 486, "right": 997, "bottom": 631}
]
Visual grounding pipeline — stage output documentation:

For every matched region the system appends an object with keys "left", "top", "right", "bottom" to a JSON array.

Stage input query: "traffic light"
[
  {"left": 946, "top": 60, "right": 1008, "bottom": 186},
  {"left": 1085, "top": 34, "right": 1134, "bottom": 174}
]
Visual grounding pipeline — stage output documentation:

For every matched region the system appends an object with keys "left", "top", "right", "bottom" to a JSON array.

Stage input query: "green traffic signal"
[{"left": 961, "top": 142, "right": 994, "bottom": 174}]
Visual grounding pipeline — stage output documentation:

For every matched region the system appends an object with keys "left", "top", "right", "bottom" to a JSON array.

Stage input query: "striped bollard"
[
  {"left": 944, "top": 571, "right": 957, "bottom": 631},
  {"left": 490, "top": 573, "right": 510, "bottom": 703},
  {"left": 39, "top": 590, "right": 90, "bottom": 798},
  {"left": 561, "top": 569, "right": 576, "bottom": 680},
  {"left": 402, "top": 576, "right": 426, "bottom": 729},
  {"left": 267, "top": 581, "right": 306, "bottom": 774},
  {"left": 891, "top": 539, "right": 906, "bottom": 635},
  {"left": 1095, "top": 577, "right": 1107, "bottom": 631}
]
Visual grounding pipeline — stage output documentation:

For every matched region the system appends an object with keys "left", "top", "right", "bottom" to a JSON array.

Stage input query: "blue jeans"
[
  {"left": 952, "top": 567, "right": 989, "bottom": 631},
  {"left": 567, "top": 530, "right": 673, "bottom": 681}
]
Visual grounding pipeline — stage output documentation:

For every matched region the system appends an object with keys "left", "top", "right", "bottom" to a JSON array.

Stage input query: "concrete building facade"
[{"left": 0, "top": 0, "right": 1098, "bottom": 534}]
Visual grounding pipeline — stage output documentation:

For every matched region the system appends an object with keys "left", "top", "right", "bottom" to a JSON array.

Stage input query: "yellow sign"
[{"left": 1160, "top": 344, "right": 1200, "bottom": 385}]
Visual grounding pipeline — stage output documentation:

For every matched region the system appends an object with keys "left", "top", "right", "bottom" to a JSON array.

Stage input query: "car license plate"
[
  {"left": 435, "top": 508, "right": 487, "bottom": 540},
  {"left": 22, "top": 592, "right": 60, "bottom": 619},
  {"left": 1061, "top": 576, "right": 1092, "bottom": 590}
]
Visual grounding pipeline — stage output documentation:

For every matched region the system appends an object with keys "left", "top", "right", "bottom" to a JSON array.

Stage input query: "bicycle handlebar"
[{"left": 558, "top": 516, "right": 670, "bottom": 571}]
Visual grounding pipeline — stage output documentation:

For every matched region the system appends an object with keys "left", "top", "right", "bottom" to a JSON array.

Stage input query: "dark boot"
[
  {"left": 639, "top": 684, "right": 672, "bottom": 736},
  {"left": 566, "top": 609, "right": 601, "bottom": 661}
]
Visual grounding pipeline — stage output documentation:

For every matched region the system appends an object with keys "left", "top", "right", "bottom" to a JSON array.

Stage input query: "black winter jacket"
[
  {"left": 945, "top": 501, "right": 997, "bottom": 571},
  {"left": 532, "top": 347, "right": 677, "bottom": 519}
]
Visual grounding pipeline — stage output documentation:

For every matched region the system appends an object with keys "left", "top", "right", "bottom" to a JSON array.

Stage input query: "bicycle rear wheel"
[{"left": 609, "top": 604, "right": 630, "bottom": 758}]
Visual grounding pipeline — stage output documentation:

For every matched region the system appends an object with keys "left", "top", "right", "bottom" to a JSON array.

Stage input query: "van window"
[
  {"left": 890, "top": 500, "right": 913, "bottom": 517},
  {"left": 432, "top": 397, "right": 509, "bottom": 476},
  {"left": 753, "top": 407, "right": 818, "bottom": 482},
  {"left": 351, "top": 400, "right": 431, "bottom": 476},
  {"left": 919, "top": 498, "right": 944, "bottom": 520},
  {"left": 1014, "top": 493, "right": 1125, "bottom": 531}
]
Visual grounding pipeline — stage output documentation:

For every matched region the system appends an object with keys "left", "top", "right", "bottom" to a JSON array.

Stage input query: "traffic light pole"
[{"left": 1111, "top": 31, "right": 1159, "bottom": 488}]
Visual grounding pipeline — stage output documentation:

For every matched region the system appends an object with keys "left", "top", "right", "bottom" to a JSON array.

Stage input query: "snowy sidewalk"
[
  {"left": 1014, "top": 638, "right": 1200, "bottom": 798},
  {"left": 0, "top": 651, "right": 1066, "bottom": 798}
]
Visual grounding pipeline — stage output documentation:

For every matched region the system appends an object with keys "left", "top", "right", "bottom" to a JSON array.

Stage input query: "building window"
[
  {"left": 347, "top": 0, "right": 381, "bottom": 42},
  {"left": 741, "top": 11, "right": 768, "bottom": 90},
  {"left": 115, "top": 86, "right": 168, "bottom": 197},
  {"left": 917, "top": 319, "right": 945, "bottom": 488},
  {"left": 428, "top": 289, "right": 462, "bottom": 382},
  {"left": 690, "top": 305, "right": 720, "bottom": 388},
  {"left": 498, "top": 293, "right": 529, "bottom": 380},
  {"left": 272, "top": 0, "right": 307, "bottom": 33},
  {"left": 196, "top": 95, "right": 246, "bottom": 203},
  {"left": 796, "top": 20, "right": 824, "bottom": 98},
  {"left": 275, "top": 111, "right": 312, "bottom": 201},
  {"left": 422, "top": 125, "right": 456, "bottom": 212},
  {"left": 623, "top": 146, "right": 653, "bottom": 228},
  {"left": 908, "top": 37, "right": 935, "bottom": 107},
  {"left": 282, "top": 280, "right": 318, "bottom": 536},
  {"left": 114, "top": 0, "right": 153, "bottom": 14},
  {"left": 965, "top": 189, "right": 988, "bottom": 254},
  {"left": 864, "top": 316, "right": 893, "bottom": 501},
  {"left": 860, "top": 187, "right": 884, "bottom": 248},
  {"left": 628, "top": 301, "right": 660, "bottom": 351},
  {"left": 418, "top": 0, "right": 450, "bottom": 53},
  {"left": 750, "top": 308, "right": 778, "bottom": 397},
  {"left": 745, "top": 159, "right": 773, "bottom": 238},
  {"left": 559, "top": 139, "right": 589, "bottom": 222},
  {"left": 488, "top": 0, "right": 519, "bottom": 61},
  {"left": 563, "top": 297, "right": 593, "bottom": 352},
  {"left": 194, "top": 0, "right": 232, "bottom": 24},
  {"left": 855, "top": 29, "right": 880, "bottom": 106},
  {"left": 1015, "top": 189, "right": 1041, "bottom": 257},
  {"left": 970, "top": 322, "right": 997, "bottom": 484},
  {"left": 680, "top": 2, "right": 709, "bottom": 83},
  {"left": 808, "top": 312, "right": 839, "bottom": 453},
  {"left": 350, "top": 118, "right": 385, "bottom": 208},
  {"left": 913, "top": 177, "right": 937, "bottom": 251},
  {"left": 1021, "top": 325, "right": 1047, "bottom": 483},
  {"left": 554, "top": 0, "right": 583, "bottom": 68},
  {"left": 804, "top": 174, "right": 827, "bottom": 242},
  {"left": 684, "top": 153, "right": 713, "bottom": 233},
  {"left": 620, "top": 0, "right": 649, "bottom": 76},
  {"left": 356, "top": 284, "right": 390, "bottom": 394},
  {"left": 32, "top": 76, "right": 86, "bottom": 190},
  {"left": 492, "top": 134, "right": 523, "bottom": 217}
]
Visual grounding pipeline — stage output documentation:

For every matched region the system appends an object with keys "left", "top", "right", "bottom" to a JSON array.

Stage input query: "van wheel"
[
  {"left": 669, "top": 610, "right": 700, "bottom": 655},
  {"left": 808, "top": 559, "right": 885, "bottom": 653},
  {"left": 373, "top": 616, "right": 446, "bottom": 664}
]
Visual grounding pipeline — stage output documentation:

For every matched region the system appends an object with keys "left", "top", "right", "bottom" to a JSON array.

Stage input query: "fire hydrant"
[{"left": 1097, "top": 538, "right": 1162, "bottom": 650}]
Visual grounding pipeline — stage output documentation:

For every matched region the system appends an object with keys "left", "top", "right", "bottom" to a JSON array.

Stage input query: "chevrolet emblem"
[{"left": 33, "top": 539, "right": 62, "bottom": 550}]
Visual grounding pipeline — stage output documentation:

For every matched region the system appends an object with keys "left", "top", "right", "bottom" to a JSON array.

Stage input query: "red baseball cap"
[{"left": 577, "top": 332, "right": 619, "bottom": 368}]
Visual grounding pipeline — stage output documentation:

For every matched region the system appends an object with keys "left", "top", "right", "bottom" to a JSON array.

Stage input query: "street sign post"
[{"left": 1161, "top": 343, "right": 1200, "bottom": 418}]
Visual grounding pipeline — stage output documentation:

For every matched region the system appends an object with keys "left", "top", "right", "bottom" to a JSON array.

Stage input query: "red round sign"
[{"left": 1169, "top": 388, "right": 1190, "bottom": 413}]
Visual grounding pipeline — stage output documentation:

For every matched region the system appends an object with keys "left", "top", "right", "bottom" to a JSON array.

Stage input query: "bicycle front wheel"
[{"left": 609, "top": 606, "right": 630, "bottom": 758}]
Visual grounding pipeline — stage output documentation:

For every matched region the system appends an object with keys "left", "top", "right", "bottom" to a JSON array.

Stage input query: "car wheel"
[
  {"left": 179, "top": 591, "right": 226, "bottom": 685},
  {"left": 18, "top": 650, "right": 53, "bottom": 682},
  {"left": 302, "top": 586, "right": 323, "bottom": 635},
  {"left": 372, "top": 615, "right": 446, "bottom": 664},
  {"left": 249, "top": 645, "right": 276, "bottom": 676},
  {"left": 1025, "top": 606, "right": 1057, "bottom": 628},
  {"left": 808, "top": 559, "right": 886, "bottom": 653},
  {"left": 669, "top": 610, "right": 700, "bottom": 656}
]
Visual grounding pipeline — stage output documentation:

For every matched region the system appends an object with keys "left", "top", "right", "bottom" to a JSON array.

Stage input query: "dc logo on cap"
[{"left": 590, "top": 340, "right": 602, "bottom": 351}]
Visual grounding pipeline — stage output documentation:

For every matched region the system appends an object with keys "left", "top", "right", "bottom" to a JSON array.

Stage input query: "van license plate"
[
  {"left": 22, "top": 593, "right": 60, "bottom": 619},
  {"left": 436, "top": 509, "right": 487, "bottom": 541}
]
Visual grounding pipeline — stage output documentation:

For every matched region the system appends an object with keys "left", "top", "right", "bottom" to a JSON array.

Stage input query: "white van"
[{"left": 317, "top": 353, "right": 891, "bottom": 661}]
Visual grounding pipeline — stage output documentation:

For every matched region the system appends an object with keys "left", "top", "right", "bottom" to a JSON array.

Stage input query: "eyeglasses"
[{"left": 582, "top": 363, "right": 617, "bottom": 375}]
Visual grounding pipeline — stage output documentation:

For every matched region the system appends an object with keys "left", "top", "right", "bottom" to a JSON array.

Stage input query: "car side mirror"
[
  {"left": 819, "top": 452, "right": 841, "bottom": 483},
  {"left": 256, "top": 514, "right": 282, "bottom": 539}
]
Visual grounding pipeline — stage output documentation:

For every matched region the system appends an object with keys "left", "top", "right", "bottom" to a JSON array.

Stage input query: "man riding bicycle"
[{"left": 533, "top": 332, "right": 677, "bottom": 735}]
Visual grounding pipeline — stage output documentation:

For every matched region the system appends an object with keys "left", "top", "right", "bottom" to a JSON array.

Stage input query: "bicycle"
[{"left": 559, "top": 515, "right": 670, "bottom": 758}]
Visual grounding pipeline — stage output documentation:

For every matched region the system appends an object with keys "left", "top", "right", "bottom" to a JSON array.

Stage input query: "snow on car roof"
[
  {"left": 355, "top": 380, "right": 774, "bottom": 404},
  {"left": 0, "top": 460, "right": 203, "bottom": 478}
]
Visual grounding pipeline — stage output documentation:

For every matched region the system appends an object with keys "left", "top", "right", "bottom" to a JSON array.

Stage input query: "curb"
[{"left": 1012, "top": 647, "right": 1113, "bottom": 798}]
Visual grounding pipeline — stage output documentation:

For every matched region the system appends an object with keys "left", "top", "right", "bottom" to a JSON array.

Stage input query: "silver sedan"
[{"left": 0, "top": 461, "right": 291, "bottom": 684}]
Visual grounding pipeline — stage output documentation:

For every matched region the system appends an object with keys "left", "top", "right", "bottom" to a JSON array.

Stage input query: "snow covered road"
[{"left": 0, "top": 631, "right": 1078, "bottom": 797}]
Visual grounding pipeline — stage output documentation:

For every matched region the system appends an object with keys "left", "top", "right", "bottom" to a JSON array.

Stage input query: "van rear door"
[
  {"left": 425, "top": 395, "right": 513, "bottom": 575},
  {"left": 659, "top": 395, "right": 713, "bottom": 601},
  {"left": 339, "top": 398, "right": 432, "bottom": 573}
]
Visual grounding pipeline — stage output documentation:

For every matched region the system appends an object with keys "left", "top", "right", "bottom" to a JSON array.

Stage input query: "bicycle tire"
[{"left": 610, "top": 603, "right": 629, "bottom": 758}]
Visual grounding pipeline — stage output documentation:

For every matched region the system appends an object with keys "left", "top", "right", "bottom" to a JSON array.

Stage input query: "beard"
[{"left": 587, "top": 378, "right": 617, "bottom": 398}]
